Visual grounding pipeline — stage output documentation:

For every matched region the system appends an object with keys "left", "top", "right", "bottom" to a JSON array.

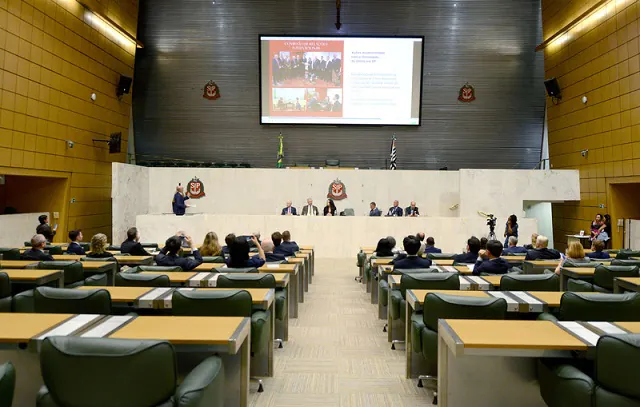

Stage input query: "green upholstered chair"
[
  {"left": 538, "top": 292, "right": 640, "bottom": 322},
  {"left": 37, "top": 336, "right": 224, "bottom": 407},
  {"left": 523, "top": 261, "right": 561, "bottom": 275},
  {"left": 81, "top": 257, "right": 117, "bottom": 263},
  {"left": 84, "top": 274, "right": 108, "bottom": 286},
  {"left": 426, "top": 253, "right": 456, "bottom": 260},
  {"left": 612, "top": 259, "right": 640, "bottom": 267},
  {"left": 356, "top": 252, "right": 366, "bottom": 282},
  {"left": 379, "top": 268, "right": 436, "bottom": 317},
  {"left": 44, "top": 246, "right": 63, "bottom": 255},
  {"left": 390, "top": 273, "right": 460, "bottom": 351},
  {"left": 0, "top": 361, "right": 15, "bottom": 407},
  {"left": 213, "top": 267, "right": 257, "bottom": 274},
  {"left": 127, "top": 265, "right": 183, "bottom": 273},
  {"left": 568, "top": 265, "right": 639, "bottom": 293},
  {"left": 563, "top": 259, "right": 599, "bottom": 268},
  {"left": 0, "top": 273, "right": 11, "bottom": 313},
  {"left": 12, "top": 289, "right": 35, "bottom": 312},
  {"left": 0, "top": 248, "right": 20, "bottom": 260},
  {"left": 500, "top": 273, "right": 560, "bottom": 291},
  {"left": 418, "top": 293, "right": 507, "bottom": 395},
  {"left": 614, "top": 251, "right": 640, "bottom": 260},
  {"left": 364, "top": 255, "right": 393, "bottom": 286},
  {"left": 140, "top": 243, "right": 159, "bottom": 249},
  {"left": 33, "top": 287, "right": 111, "bottom": 315},
  {"left": 201, "top": 256, "right": 224, "bottom": 263},
  {"left": 106, "top": 245, "right": 121, "bottom": 251},
  {"left": 115, "top": 273, "right": 170, "bottom": 287},
  {"left": 538, "top": 334, "right": 640, "bottom": 407},
  {"left": 38, "top": 261, "right": 85, "bottom": 288}
]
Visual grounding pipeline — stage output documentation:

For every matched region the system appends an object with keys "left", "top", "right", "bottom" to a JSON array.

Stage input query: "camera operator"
[{"left": 503, "top": 214, "right": 518, "bottom": 248}]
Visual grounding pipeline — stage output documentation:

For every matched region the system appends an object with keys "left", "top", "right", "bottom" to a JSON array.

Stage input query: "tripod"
[{"left": 488, "top": 226, "right": 497, "bottom": 241}]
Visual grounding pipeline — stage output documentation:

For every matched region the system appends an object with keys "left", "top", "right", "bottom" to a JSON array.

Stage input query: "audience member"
[
  {"left": 391, "top": 236, "right": 432, "bottom": 269},
  {"left": 555, "top": 241, "right": 590, "bottom": 274},
  {"left": 86, "top": 233, "right": 114, "bottom": 259},
  {"left": 524, "top": 233, "right": 539, "bottom": 250},
  {"left": 156, "top": 234, "right": 203, "bottom": 270},
  {"left": 226, "top": 236, "right": 266, "bottom": 268},
  {"left": 271, "top": 231, "right": 283, "bottom": 248},
  {"left": 275, "top": 230, "right": 299, "bottom": 256},
  {"left": 586, "top": 239, "right": 610, "bottom": 259},
  {"left": 473, "top": 240, "right": 510, "bottom": 275},
  {"left": 281, "top": 200, "right": 297, "bottom": 216},
  {"left": 36, "top": 214, "right": 56, "bottom": 243},
  {"left": 480, "top": 237, "right": 488, "bottom": 250},
  {"left": 261, "top": 240, "right": 286, "bottom": 262},
  {"left": 388, "top": 236, "right": 402, "bottom": 254},
  {"left": 453, "top": 236, "right": 481, "bottom": 263},
  {"left": 386, "top": 200, "right": 403, "bottom": 217},
  {"left": 416, "top": 232, "right": 426, "bottom": 255},
  {"left": 369, "top": 202, "right": 382, "bottom": 216},
  {"left": 199, "top": 231, "right": 222, "bottom": 256},
  {"left": 524, "top": 235, "right": 561, "bottom": 260},
  {"left": 66, "top": 230, "right": 85, "bottom": 255},
  {"left": 21, "top": 234, "right": 54, "bottom": 261},
  {"left": 405, "top": 201, "right": 420, "bottom": 217},
  {"left": 424, "top": 237, "right": 442, "bottom": 254},
  {"left": 120, "top": 227, "right": 151, "bottom": 256},
  {"left": 503, "top": 214, "right": 518, "bottom": 248},
  {"left": 222, "top": 233, "right": 235, "bottom": 255},
  {"left": 374, "top": 238, "right": 394, "bottom": 257},
  {"left": 503, "top": 236, "right": 527, "bottom": 254}
]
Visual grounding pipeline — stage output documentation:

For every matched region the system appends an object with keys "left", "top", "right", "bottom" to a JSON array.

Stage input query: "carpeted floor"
[{"left": 249, "top": 258, "right": 434, "bottom": 406}]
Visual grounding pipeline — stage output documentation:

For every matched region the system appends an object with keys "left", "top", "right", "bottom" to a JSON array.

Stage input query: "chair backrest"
[
  {"left": 426, "top": 253, "right": 456, "bottom": 260},
  {"left": 563, "top": 259, "right": 599, "bottom": 268},
  {"left": 343, "top": 208, "right": 355, "bottom": 216},
  {"left": 422, "top": 293, "right": 507, "bottom": 331},
  {"left": 0, "top": 272, "right": 10, "bottom": 299},
  {"left": 38, "top": 261, "right": 84, "bottom": 285},
  {"left": 172, "top": 289, "right": 252, "bottom": 316},
  {"left": 115, "top": 273, "right": 170, "bottom": 287},
  {"left": 214, "top": 267, "right": 257, "bottom": 274},
  {"left": 400, "top": 273, "right": 460, "bottom": 297},
  {"left": 0, "top": 248, "right": 20, "bottom": 260},
  {"left": 611, "top": 259, "right": 640, "bottom": 267},
  {"left": 34, "top": 287, "right": 111, "bottom": 314},
  {"left": 593, "top": 264, "right": 639, "bottom": 291},
  {"left": 106, "top": 245, "right": 121, "bottom": 251},
  {"left": 201, "top": 256, "right": 225, "bottom": 263},
  {"left": 40, "top": 336, "right": 176, "bottom": 407},
  {"left": 614, "top": 251, "right": 640, "bottom": 260},
  {"left": 45, "top": 246, "right": 63, "bottom": 255},
  {"left": 84, "top": 274, "right": 108, "bottom": 286},
  {"left": 558, "top": 292, "right": 640, "bottom": 321},
  {"left": 357, "top": 252, "right": 366, "bottom": 268},
  {"left": 596, "top": 334, "right": 640, "bottom": 401},
  {"left": 0, "top": 361, "right": 15, "bottom": 407},
  {"left": 12, "top": 289, "right": 34, "bottom": 312},
  {"left": 82, "top": 257, "right": 117, "bottom": 262},
  {"left": 325, "top": 159, "right": 340, "bottom": 167},
  {"left": 216, "top": 274, "right": 276, "bottom": 289},
  {"left": 140, "top": 243, "right": 159, "bottom": 249},
  {"left": 134, "top": 265, "right": 183, "bottom": 272},
  {"left": 499, "top": 273, "right": 560, "bottom": 291}
]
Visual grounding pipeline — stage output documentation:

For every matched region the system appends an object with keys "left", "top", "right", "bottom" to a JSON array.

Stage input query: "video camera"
[{"left": 486, "top": 214, "right": 496, "bottom": 228}]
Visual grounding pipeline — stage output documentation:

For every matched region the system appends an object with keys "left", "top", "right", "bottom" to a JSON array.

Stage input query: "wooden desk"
[
  {"left": 0, "top": 313, "right": 251, "bottom": 407},
  {"left": 559, "top": 267, "right": 596, "bottom": 291},
  {"left": 387, "top": 274, "right": 502, "bottom": 290},
  {"left": 0, "top": 269, "right": 64, "bottom": 288},
  {"left": 259, "top": 263, "right": 300, "bottom": 319},
  {"left": 52, "top": 255, "right": 153, "bottom": 266},
  {"left": 138, "top": 271, "right": 289, "bottom": 288},
  {"left": 432, "top": 259, "right": 455, "bottom": 266},
  {"left": 193, "top": 263, "right": 226, "bottom": 271},
  {"left": 294, "top": 251, "right": 312, "bottom": 284},
  {"left": 614, "top": 277, "right": 640, "bottom": 293},
  {"left": 0, "top": 260, "right": 39, "bottom": 269},
  {"left": 502, "top": 255, "right": 525, "bottom": 263},
  {"left": 287, "top": 257, "right": 309, "bottom": 291},
  {"left": 298, "top": 247, "right": 314, "bottom": 277}
]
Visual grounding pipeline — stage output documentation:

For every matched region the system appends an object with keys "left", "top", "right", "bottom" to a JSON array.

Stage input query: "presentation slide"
[{"left": 259, "top": 36, "right": 423, "bottom": 126}]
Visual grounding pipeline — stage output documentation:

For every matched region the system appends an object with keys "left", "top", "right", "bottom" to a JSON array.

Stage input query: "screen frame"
[{"left": 258, "top": 34, "right": 425, "bottom": 127}]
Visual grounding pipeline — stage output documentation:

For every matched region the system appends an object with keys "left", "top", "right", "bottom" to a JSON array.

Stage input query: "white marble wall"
[
  {"left": 111, "top": 163, "right": 150, "bottom": 242},
  {"left": 0, "top": 212, "right": 48, "bottom": 247},
  {"left": 137, "top": 214, "right": 539, "bottom": 258}
]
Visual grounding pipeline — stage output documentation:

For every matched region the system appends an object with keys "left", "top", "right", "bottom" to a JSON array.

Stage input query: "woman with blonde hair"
[
  {"left": 87, "top": 233, "right": 114, "bottom": 258},
  {"left": 554, "top": 241, "right": 589, "bottom": 274},
  {"left": 200, "top": 232, "right": 222, "bottom": 256}
]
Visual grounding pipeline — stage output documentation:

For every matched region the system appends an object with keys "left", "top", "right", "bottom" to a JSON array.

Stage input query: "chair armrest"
[
  {"left": 537, "top": 312, "right": 559, "bottom": 322},
  {"left": 175, "top": 356, "right": 225, "bottom": 407}
]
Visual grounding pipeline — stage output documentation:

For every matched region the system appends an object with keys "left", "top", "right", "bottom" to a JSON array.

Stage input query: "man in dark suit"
[
  {"left": 261, "top": 240, "right": 286, "bottom": 262},
  {"left": 172, "top": 185, "right": 190, "bottom": 216},
  {"left": 66, "top": 230, "right": 85, "bottom": 255},
  {"left": 36, "top": 214, "right": 56, "bottom": 243},
  {"left": 21, "top": 234, "right": 54, "bottom": 261},
  {"left": 281, "top": 200, "right": 297, "bottom": 216},
  {"left": 277, "top": 230, "right": 299, "bottom": 256},
  {"left": 369, "top": 202, "right": 382, "bottom": 216},
  {"left": 423, "top": 236, "right": 442, "bottom": 254},
  {"left": 156, "top": 234, "right": 203, "bottom": 271},
  {"left": 121, "top": 227, "right": 151, "bottom": 256},
  {"left": 272, "top": 54, "right": 280, "bottom": 85},
  {"left": 473, "top": 240, "right": 511, "bottom": 275},
  {"left": 331, "top": 94, "right": 342, "bottom": 112},
  {"left": 387, "top": 200, "right": 403, "bottom": 217},
  {"left": 525, "top": 235, "right": 561, "bottom": 260},
  {"left": 502, "top": 236, "right": 528, "bottom": 255},
  {"left": 453, "top": 236, "right": 481, "bottom": 263},
  {"left": 301, "top": 198, "right": 319, "bottom": 216},
  {"left": 405, "top": 201, "right": 420, "bottom": 217},
  {"left": 392, "top": 236, "right": 432, "bottom": 269}
]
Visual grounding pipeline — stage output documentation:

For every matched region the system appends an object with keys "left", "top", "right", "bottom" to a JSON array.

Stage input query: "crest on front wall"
[
  {"left": 458, "top": 82, "right": 476, "bottom": 102},
  {"left": 203, "top": 80, "right": 221, "bottom": 100},
  {"left": 327, "top": 178, "right": 347, "bottom": 200},
  {"left": 187, "top": 177, "right": 206, "bottom": 199}
]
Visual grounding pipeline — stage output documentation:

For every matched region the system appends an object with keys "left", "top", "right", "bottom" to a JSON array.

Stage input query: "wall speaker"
[
  {"left": 544, "top": 77, "right": 561, "bottom": 99},
  {"left": 117, "top": 75, "right": 133, "bottom": 97}
]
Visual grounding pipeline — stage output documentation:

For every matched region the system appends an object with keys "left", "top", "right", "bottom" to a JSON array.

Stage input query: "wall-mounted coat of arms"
[
  {"left": 327, "top": 178, "right": 347, "bottom": 200},
  {"left": 203, "top": 81, "right": 221, "bottom": 100},
  {"left": 187, "top": 177, "right": 206, "bottom": 199},
  {"left": 458, "top": 83, "right": 476, "bottom": 102}
]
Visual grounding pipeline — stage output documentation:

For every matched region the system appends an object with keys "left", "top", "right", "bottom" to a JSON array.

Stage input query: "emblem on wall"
[
  {"left": 187, "top": 177, "right": 206, "bottom": 199},
  {"left": 203, "top": 81, "right": 221, "bottom": 100},
  {"left": 458, "top": 83, "right": 476, "bottom": 103},
  {"left": 327, "top": 178, "right": 347, "bottom": 200}
]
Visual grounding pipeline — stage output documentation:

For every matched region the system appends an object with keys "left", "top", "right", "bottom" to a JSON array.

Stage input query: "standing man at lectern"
[
  {"left": 281, "top": 200, "right": 297, "bottom": 216},
  {"left": 172, "top": 184, "right": 190, "bottom": 216},
  {"left": 387, "top": 200, "right": 403, "bottom": 217},
  {"left": 301, "top": 198, "right": 319, "bottom": 216}
]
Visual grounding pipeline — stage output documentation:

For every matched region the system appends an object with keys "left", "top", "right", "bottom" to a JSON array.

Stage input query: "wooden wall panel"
[{"left": 0, "top": 0, "right": 138, "bottom": 241}]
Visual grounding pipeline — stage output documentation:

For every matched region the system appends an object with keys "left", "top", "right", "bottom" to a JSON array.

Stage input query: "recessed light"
[{"left": 453, "top": 3, "right": 457, "bottom": 6}]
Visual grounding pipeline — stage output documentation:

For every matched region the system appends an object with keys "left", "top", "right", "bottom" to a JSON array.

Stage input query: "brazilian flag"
[{"left": 277, "top": 133, "right": 284, "bottom": 168}]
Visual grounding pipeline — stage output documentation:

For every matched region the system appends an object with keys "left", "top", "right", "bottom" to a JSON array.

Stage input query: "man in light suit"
[
  {"left": 405, "top": 201, "right": 420, "bottom": 217},
  {"left": 387, "top": 200, "right": 403, "bottom": 217},
  {"left": 281, "top": 200, "right": 297, "bottom": 216},
  {"left": 301, "top": 198, "right": 319, "bottom": 216},
  {"left": 369, "top": 202, "right": 382, "bottom": 216}
]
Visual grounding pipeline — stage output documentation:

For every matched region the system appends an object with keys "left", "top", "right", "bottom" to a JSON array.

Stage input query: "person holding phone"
[
  {"left": 156, "top": 233, "right": 203, "bottom": 271},
  {"left": 226, "top": 235, "right": 266, "bottom": 268},
  {"left": 36, "top": 214, "right": 57, "bottom": 243},
  {"left": 554, "top": 241, "right": 589, "bottom": 274},
  {"left": 503, "top": 214, "right": 518, "bottom": 248},
  {"left": 172, "top": 184, "right": 191, "bottom": 216}
]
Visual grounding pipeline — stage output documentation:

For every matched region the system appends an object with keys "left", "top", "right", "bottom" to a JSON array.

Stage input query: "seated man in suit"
[
  {"left": 391, "top": 236, "right": 432, "bottom": 269},
  {"left": 405, "top": 201, "right": 420, "bottom": 217},
  {"left": 473, "top": 240, "right": 510, "bottom": 275},
  {"left": 502, "top": 236, "right": 528, "bottom": 254},
  {"left": 369, "top": 202, "right": 382, "bottom": 216},
  {"left": 21, "top": 234, "right": 54, "bottom": 261},
  {"left": 281, "top": 200, "right": 297, "bottom": 216},
  {"left": 387, "top": 200, "right": 403, "bottom": 217},
  {"left": 120, "top": 227, "right": 151, "bottom": 256},
  {"left": 523, "top": 233, "right": 539, "bottom": 250},
  {"left": 66, "top": 229, "right": 86, "bottom": 255},
  {"left": 524, "top": 235, "right": 561, "bottom": 260},
  {"left": 155, "top": 234, "right": 203, "bottom": 271},
  {"left": 301, "top": 198, "right": 319, "bottom": 216},
  {"left": 261, "top": 240, "right": 286, "bottom": 262},
  {"left": 36, "top": 214, "right": 56, "bottom": 243},
  {"left": 586, "top": 239, "right": 610, "bottom": 259},
  {"left": 424, "top": 236, "right": 442, "bottom": 254},
  {"left": 453, "top": 236, "right": 481, "bottom": 264},
  {"left": 277, "top": 230, "right": 299, "bottom": 256}
]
